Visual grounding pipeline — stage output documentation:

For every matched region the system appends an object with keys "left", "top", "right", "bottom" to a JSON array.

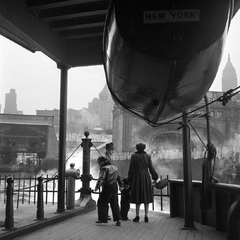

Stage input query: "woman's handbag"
[{"left": 153, "top": 178, "right": 169, "bottom": 190}]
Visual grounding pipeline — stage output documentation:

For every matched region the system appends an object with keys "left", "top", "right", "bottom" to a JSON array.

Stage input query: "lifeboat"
[{"left": 102, "top": 0, "right": 233, "bottom": 125}]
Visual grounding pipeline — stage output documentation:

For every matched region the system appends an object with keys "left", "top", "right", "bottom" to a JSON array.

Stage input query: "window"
[
  {"left": 217, "top": 111, "right": 223, "bottom": 118},
  {"left": 210, "top": 111, "right": 215, "bottom": 117}
]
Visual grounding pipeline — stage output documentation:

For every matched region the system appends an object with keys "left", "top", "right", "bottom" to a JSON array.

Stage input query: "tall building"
[
  {"left": 99, "top": 84, "right": 114, "bottom": 130},
  {"left": 88, "top": 84, "right": 114, "bottom": 130},
  {"left": 88, "top": 98, "right": 100, "bottom": 115},
  {"left": 4, "top": 89, "right": 18, "bottom": 114},
  {"left": 222, "top": 54, "right": 238, "bottom": 92}
]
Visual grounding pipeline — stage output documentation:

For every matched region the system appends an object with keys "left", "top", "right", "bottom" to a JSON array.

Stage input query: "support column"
[
  {"left": 204, "top": 96, "right": 211, "bottom": 150},
  {"left": 201, "top": 95, "right": 214, "bottom": 224},
  {"left": 181, "top": 111, "right": 196, "bottom": 230},
  {"left": 75, "top": 131, "right": 96, "bottom": 210},
  {"left": 57, "top": 64, "right": 69, "bottom": 213},
  {"left": 80, "top": 131, "right": 92, "bottom": 195}
]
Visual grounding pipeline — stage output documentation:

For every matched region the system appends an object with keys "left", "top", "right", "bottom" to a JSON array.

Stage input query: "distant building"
[
  {"left": 36, "top": 109, "right": 60, "bottom": 133},
  {"left": 88, "top": 98, "right": 100, "bottom": 115},
  {"left": 88, "top": 84, "right": 114, "bottom": 130},
  {"left": 36, "top": 84, "right": 114, "bottom": 148},
  {"left": 99, "top": 84, "right": 114, "bottom": 130},
  {"left": 0, "top": 113, "right": 58, "bottom": 173},
  {"left": 4, "top": 89, "right": 18, "bottom": 114},
  {"left": 36, "top": 108, "right": 96, "bottom": 147},
  {"left": 17, "top": 110, "right": 23, "bottom": 115},
  {"left": 222, "top": 54, "right": 238, "bottom": 92}
]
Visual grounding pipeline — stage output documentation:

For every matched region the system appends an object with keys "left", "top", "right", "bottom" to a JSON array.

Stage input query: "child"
[
  {"left": 94, "top": 156, "right": 123, "bottom": 226},
  {"left": 120, "top": 178, "right": 131, "bottom": 220}
]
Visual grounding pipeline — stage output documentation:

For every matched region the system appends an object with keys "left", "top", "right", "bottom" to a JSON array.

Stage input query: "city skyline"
[
  {"left": 1, "top": 83, "right": 108, "bottom": 114},
  {"left": 0, "top": 36, "right": 106, "bottom": 115},
  {"left": 0, "top": 11, "right": 240, "bottom": 115}
]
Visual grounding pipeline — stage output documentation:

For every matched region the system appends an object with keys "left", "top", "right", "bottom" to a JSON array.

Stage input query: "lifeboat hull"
[{"left": 103, "top": 0, "right": 233, "bottom": 124}]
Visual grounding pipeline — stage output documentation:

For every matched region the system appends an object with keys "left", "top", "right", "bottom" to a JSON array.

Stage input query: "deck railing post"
[
  {"left": 75, "top": 131, "right": 96, "bottom": 210},
  {"left": 4, "top": 176, "right": 16, "bottom": 230},
  {"left": 36, "top": 176, "right": 46, "bottom": 220}
]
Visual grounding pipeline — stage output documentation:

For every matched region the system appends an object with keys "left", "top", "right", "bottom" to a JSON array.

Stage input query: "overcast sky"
[{"left": 0, "top": 11, "right": 240, "bottom": 115}]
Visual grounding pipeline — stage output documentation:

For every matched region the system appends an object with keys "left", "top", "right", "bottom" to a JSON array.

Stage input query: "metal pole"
[
  {"left": 4, "top": 176, "right": 16, "bottom": 230},
  {"left": 75, "top": 131, "right": 96, "bottom": 210},
  {"left": 204, "top": 95, "right": 212, "bottom": 182},
  {"left": 57, "top": 64, "right": 69, "bottom": 213},
  {"left": 182, "top": 111, "right": 196, "bottom": 230},
  {"left": 80, "top": 131, "right": 92, "bottom": 195},
  {"left": 201, "top": 95, "right": 213, "bottom": 224},
  {"left": 36, "top": 176, "right": 46, "bottom": 220},
  {"left": 204, "top": 96, "right": 211, "bottom": 146}
]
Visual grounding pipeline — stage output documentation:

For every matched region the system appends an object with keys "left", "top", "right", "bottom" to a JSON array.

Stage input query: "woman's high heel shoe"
[
  {"left": 144, "top": 216, "right": 149, "bottom": 222},
  {"left": 133, "top": 216, "right": 140, "bottom": 222}
]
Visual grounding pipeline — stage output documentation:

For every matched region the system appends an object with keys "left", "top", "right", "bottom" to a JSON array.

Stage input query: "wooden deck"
[{"left": 7, "top": 207, "right": 226, "bottom": 240}]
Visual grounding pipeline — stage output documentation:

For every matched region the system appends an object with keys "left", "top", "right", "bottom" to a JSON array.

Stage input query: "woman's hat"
[
  {"left": 136, "top": 143, "right": 146, "bottom": 150},
  {"left": 106, "top": 142, "right": 114, "bottom": 150}
]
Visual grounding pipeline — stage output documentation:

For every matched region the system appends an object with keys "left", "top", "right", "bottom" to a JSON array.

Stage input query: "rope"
[
  {"left": 16, "top": 140, "right": 106, "bottom": 192},
  {"left": 91, "top": 143, "right": 103, "bottom": 157},
  {"left": 50, "top": 142, "right": 82, "bottom": 179},
  {"left": 208, "top": 143, "right": 217, "bottom": 178},
  {"left": 200, "top": 143, "right": 217, "bottom": 211},
  {"left": 189, "top": 122, "right": 207, "bottom": 149}
]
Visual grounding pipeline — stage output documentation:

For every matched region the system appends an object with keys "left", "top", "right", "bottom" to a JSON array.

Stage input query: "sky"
[
  {"left": 0, "top": 11, "right": 240, "bottom": 115},
  {"left": 0, "top": 40, "right": 106, "bottom": 115}
]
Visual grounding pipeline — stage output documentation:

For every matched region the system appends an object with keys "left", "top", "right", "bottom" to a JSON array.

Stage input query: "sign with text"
[{"left": 143, "top": 9, "right": 200, "bottom": 23}]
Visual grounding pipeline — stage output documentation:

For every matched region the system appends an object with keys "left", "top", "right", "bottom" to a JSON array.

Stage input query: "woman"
[{"left": 128, "top": 143, "right": 159, "bottom": 222}]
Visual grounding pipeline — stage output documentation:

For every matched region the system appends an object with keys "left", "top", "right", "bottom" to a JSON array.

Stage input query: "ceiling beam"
[
  {"left": 39, "top": 10, "right": 108, "bottom": 21},
  {"left": 0, "top": 0, "right": 69, "bottom": 65},
  {"left": 27, "top": 0, "right": 107, "bottom": 10}
]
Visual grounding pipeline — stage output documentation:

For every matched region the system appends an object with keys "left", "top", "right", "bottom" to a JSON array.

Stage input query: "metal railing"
[
  {"left": 152, "top": 175, "right": 170, "bottom": 211},
  {"left": 0, "top": 174, "right": 59, "bottom": 208},
  {"left": 0, "top": 174, "right": 170, "bottom": 212}
]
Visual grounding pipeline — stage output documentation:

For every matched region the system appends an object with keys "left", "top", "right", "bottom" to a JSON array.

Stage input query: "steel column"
[
  {"left": 57, "top": 64, "right": 69, "bottom": 213},
  {"left": 182, "top": 111, "right": 196, "bottom": 230},
  {"left": 80, "top": 131, "right": 92, "bottom": 195}
]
